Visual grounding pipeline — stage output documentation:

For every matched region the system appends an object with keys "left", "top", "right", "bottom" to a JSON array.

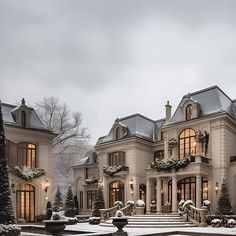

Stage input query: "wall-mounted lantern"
[
  {"left": 45, "top": 179, "right": 49, "bottom": 192},
  {"left": 215, "top": 182, "right": 219, "bottom": 192},
  {"left": 129, "top": 178, "right": 134, "bottom": 194}
]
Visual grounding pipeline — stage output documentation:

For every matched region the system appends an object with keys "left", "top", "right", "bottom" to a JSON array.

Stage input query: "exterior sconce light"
[
  {"left": 98, "top": 179, "right": 103, "bottom": 189},
  {"left": 177, "top": 189, "right": 181, "bottom": 194},
  {"left": 215, "top": 182, "right": 219, "bottom": 192},
  {"left": 45, "top": 179, "right": 49, "bottom": 192},
  {"left": 129, "top": 178, "right": 134, "bottom": 194}
]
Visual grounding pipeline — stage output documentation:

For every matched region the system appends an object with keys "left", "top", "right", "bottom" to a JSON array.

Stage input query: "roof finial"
[
  {"left": 21, "top": 98, "right": 25, "bottom": 105},
  {"left": 187, "top": 92, "right": 191, "bottom": 99}
]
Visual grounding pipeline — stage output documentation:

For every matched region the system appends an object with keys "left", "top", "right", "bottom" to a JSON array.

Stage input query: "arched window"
[
  {"left": 109, "top": 151, "right": 125, "bottom": 166},
  {"left": 116, "top": 127, "right": 120, "bottom": 140},
  {"left": 16, "top": 183, "right": 35, "bottom": 222},
  {"left": 186, "top": 104, "right": 192, "bottom": 121},
  {"left": 17, "top": 143, "right": 36, "bottom": 168},
  {"left": 179, "top": 128, "right": 196, "bottom": 160},
  {"left": 21, "top": 111, "right": 26, "bottom": 128},
  {"left": 109, "top": 180, "right": 124, "bottom": 207}
]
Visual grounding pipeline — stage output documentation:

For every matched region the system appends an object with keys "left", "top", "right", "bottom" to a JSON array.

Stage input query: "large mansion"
[
  {"left": 2, "top": 99, "right": 55, "bottom": 222},
  {"left": 73, "top": 86, "right": 236, "bottom": 215}
]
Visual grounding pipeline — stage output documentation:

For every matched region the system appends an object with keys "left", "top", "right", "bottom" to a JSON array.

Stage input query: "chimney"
[{"left": 165, "top": 101, "right": 172, "bottom": 122}]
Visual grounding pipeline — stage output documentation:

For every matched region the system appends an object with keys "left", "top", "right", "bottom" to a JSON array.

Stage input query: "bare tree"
[{"left": 36, "top": 97, "right": 90, "bottom": 149}]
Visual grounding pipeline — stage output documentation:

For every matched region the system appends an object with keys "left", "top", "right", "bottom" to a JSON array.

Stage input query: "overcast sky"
[{"left": 1, "top": 0, "right": 236, "bottom": 145}]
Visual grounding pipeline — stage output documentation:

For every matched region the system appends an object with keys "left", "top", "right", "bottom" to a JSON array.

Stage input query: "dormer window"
[
  {"left": 21, "top": 111, "right": 26, "bottom": 128},
  {"left": 186, "top": 104, "right": 192, "bottom": 120}
]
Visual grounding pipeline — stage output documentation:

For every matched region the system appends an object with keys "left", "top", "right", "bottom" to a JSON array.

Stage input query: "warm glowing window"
[
  {"left": 179, "top": 129, "right": 196, "bottom": 160},
  {"left": 109, "top": 151, "right": 125, "bottom": 166},
  {"left": 17, "top": 143, "right": 36, "bottom": 168},
  {"left": 16, "top": 183, "right": 35, "bottom": 222},
  {"left": 154, "top": 150, "right": 164, "bottom": 161},
  {"left": 186, "top": 104, "right": 192, "bottom": 120},
  {"left": 109, "top": 181, "right": 124, "bottom": 207}
]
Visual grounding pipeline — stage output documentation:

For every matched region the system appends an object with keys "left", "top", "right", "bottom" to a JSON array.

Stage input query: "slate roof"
[
  {"left": 96, "top": 113, "right": 165, "bottom": 145},
  {"left": 96, "top": 86, "right": 236, "bottom": 145},
  {"left": 1, "top": 102, "right": 48, "bottom": 131},
  {"left": 167, "top": 85, "right": 235, "bottom": 125}
]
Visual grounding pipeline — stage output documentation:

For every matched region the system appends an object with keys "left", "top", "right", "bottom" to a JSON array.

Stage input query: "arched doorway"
[
  {"left": 16, "top": 183, "right": 35, "bottom": 222},
  {"left": 109, "top": 180, "right": 124, "bottom": 207}
]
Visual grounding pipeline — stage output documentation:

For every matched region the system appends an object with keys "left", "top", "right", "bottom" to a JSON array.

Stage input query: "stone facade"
[
  {"left": 2, "top": 99, "right": 55, "bottom": 222},
  {"left": 74, "top": 86, "right": 236, "bottom": 215}
]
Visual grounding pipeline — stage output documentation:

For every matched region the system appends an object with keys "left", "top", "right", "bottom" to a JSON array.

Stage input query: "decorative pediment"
[
  {"left": 181, "top": 93, "right": 200, "bottom": 121},
  {"left": 11, "top": 98, "right": 32, "bottom": 128}
]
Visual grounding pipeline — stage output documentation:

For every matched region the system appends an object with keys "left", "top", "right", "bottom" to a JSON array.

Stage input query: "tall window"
[
  {"left": 202, "top": 177, "right": 208, "bottom": 202},
  {"left": 21, "top": 111, "right": 26, "bottom": 128},
  {"left": 154, "top": 150, "right": 164, "bottom": 161},
  {"left": 17, "top": 143, "right": 36, "bottom": 168},
  {"left": 179, "top": 129, "right": 196, "bottom": 160},
  {"left": 87, "top": 190, "right": 96, "bottom": 209},
  {"left": 177, "top": 177, "right": 196, "bottom": 203},
  {"left": 5, "top": 140, "right": 17, "bottom": 168},
  {"left": 186, "top": 104, "right": 193, "bottom": 120},
  {"left": 16, "top": 183, "right": 35, "bottom": 222},
  {"left": 109, "top": 181, "right": 124, "bottom": 207},
  {"left": 79, "top": 191, "right": 83, "bottom": 209},
  {"left": 109, "top": 151, "right": 125, "bottom": 166}
]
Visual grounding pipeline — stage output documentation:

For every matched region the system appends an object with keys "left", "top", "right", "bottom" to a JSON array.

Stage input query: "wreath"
[
  {"left": 151, "top": 156, "right": 192, "bottom": 172},
  {"left": 12, "top": 166, "right": 46, "bottom": 180}
]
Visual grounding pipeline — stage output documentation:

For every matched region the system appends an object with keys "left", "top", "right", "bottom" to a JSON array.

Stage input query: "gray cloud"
[{"left": 1, "top": 0, "right": 236, "bottom": 143}]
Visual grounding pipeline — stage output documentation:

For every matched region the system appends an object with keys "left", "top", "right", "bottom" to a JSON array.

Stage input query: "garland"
[
  {"left": 103, "top": 165, "right": 124, "bottom": 177},
  {"left": 151, "top": 156, "right": 192, "bottom": 172},
  {"left": 12, "top": 166, "right": 46, "bottom": 180}
]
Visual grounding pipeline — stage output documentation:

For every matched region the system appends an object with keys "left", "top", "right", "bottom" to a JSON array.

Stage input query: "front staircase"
[{"left": 100, "top": 213, "right": 195, "bottom": 228}]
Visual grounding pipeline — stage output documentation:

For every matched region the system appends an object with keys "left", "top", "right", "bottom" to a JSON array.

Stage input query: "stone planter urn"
[
  {"left": 135, "top": 206, "right": 145, "bottom": 215},
  {"left": 43, "top": 220, "right": 68, "bottom": 236},
  {"left": 112, "top": 217, "right": 128, "bottom": 235},
  {"left": 111, "top": 210, "right": 128, "bottom": 235}
]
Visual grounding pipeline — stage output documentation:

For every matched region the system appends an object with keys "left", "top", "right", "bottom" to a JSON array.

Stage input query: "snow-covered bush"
[
  {"left": 211, "top": 218, "right": 221, "bottom": 227},
  {"left": 203, "top": 200, "right": 211, "bottom": 206},
  {"left": 115, "top": 210, "right": 125, "bottom": 217},
  {"left": 0, "top": 224, "right": 21, "bottom": 236},
  {"left": 114, "top": 201, "right": 123, "bottom": 209},
  {"left": 136, "top": 199, "right": 145, "bottom": 207},
  {"left": 88, "top": 216, "right": 100, "bottom": 225},
  {"left": 227, "top": 219, "right": 236, "bottom": 228}
]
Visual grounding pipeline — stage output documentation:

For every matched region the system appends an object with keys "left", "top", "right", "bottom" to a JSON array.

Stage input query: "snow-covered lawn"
[{"left": 21, "top": 222, "right": 236, "bottom": 236}]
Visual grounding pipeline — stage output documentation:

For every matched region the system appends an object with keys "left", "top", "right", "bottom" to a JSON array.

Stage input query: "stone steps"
[{"left": 100, "top": 214, "right": 195, "bottom": 228}]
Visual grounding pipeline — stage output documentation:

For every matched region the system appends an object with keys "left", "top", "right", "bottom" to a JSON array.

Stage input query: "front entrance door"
[
  {"left": 16, "top": 183, "right": 35, "bottom": 222},
  {"left": 109, "top": 180, "right": 124, "bottom": 207}
]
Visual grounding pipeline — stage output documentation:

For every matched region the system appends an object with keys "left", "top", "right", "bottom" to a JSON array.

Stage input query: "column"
[
  {"left": 156, "top": 177, "right": 162, "bottom": 213},
  {"left": 146, "top": 178, "right": 151, "bottom": 213},
  {"left": 196, "top": 175, "right": 202, "bottom": 208},
  {"left": 172, "top": 175, "right": 177, "bottom": 212}
]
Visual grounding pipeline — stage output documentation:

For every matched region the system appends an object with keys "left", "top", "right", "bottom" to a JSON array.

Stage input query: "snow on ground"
[
  {"left": 20, "top": 222, "right": 236, "bottom": 236},
  {"left": 65, "top": 222, "right": 236, "bottom": 235}
]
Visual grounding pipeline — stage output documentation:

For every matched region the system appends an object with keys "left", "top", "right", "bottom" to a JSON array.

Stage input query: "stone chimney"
[{"left": 165, "top": 101, "right": 172, "bottom": 122}]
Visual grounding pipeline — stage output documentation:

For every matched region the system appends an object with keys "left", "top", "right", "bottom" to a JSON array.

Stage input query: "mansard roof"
[
  {"left": 167, "top": 85, "right": 235, "bottom": 125},
  {"left": 1, "top": 102, "right": 48, "bottom": 131},
  {"left": 96, "top": 113, "right": 165, "bottom": 145},
  {"left": 96, "top": 85, "right": 236, "bottom": 145}
]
